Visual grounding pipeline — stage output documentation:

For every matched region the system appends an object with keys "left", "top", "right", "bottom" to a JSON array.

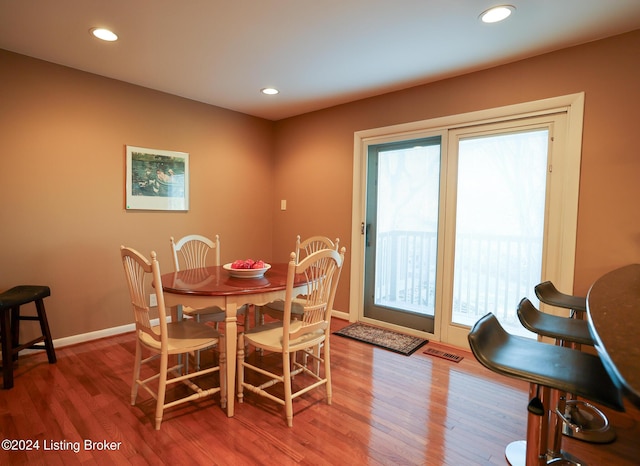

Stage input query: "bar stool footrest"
[
  {"left": 14, "top": 336, "right": 47, "bottom": 352},
  {"left": 559, "top": 400, "right": 616, "bottom": 443}
]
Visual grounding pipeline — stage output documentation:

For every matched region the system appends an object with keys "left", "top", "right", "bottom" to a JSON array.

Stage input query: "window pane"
[
  {"left": 452, "top": 129, "right": 548, "bottom": 337},
  {"left": 375, "top": 144, "right": 440, "bottom": 316}
]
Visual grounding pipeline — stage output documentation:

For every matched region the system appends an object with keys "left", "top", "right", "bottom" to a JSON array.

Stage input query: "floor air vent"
[{"left": 423, "top": 347, "right": 464, "bottom": 363}]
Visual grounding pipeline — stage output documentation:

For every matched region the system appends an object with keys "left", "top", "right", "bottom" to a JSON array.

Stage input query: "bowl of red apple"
[{"left": 223, "top": 259, "right": 271, "bottom": 278}]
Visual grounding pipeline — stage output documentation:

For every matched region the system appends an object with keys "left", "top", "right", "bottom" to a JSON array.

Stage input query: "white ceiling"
[{"left": 2, "top": 1, "right": 640, "bottom": 121}]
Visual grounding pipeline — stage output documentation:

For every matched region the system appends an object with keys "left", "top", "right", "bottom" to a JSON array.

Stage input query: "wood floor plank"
[{"left": 1, "top": 316, "right": 638, "bottom": 465}]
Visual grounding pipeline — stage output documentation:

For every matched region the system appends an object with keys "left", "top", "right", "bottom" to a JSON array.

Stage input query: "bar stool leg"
[
  {"left": 545, "top": 389, "right": 587, "bottom": 465},
  {"left": 505, "top": 384, "right": 588, "bottom": 466},
  {"left": 10, "top": 306, "right": 20, "bottom": 361},
  {"left": 538, "top": 385, "right": 552, "bottom": 465},
  {"left": 35, "top": 299, "right": 56, "bottom": 363},
  {"left": 1, "top": 308, "right": 14, "bottom": 389},
  {"left": 549, "top": 389, "right": 564, "bottom": 458},
  {"left": 505, "top": 384, "right": 548, "bottom": 466}
]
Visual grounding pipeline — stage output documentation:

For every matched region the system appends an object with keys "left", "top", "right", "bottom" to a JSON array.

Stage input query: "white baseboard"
[
  {"left": 9, "top": 311, "right": 348, "bottom": 358},
  {"left": 331, "top": 310, "right": 351, "bottom": 321},
  {"left": 3, "top": 319, "right": 162, "bottom": 357},
  {"left": 53, "top": 322, "right": 137, "bottom": 348}
]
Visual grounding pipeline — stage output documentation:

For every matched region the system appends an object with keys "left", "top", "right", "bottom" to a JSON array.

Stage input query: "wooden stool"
[
  {"left": 0, "top": 285, "right": 56, "bottom": 389},
  {"left": 468, "top": 313, "right": 624, "bottom": 466}
]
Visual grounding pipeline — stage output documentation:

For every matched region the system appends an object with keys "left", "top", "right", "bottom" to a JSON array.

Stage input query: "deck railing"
[{"left": 375, "top": 230, "right": 541, "bottom": 334}]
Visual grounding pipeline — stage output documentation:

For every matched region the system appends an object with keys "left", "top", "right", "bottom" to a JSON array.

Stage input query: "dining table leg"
[{"left": 224, "top": 301, "right": 237, "bottom": 417}]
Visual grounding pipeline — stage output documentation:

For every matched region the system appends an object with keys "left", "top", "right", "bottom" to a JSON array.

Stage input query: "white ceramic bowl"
[{"left": 223, "top": 263, "right": 271, "bottom": 278}]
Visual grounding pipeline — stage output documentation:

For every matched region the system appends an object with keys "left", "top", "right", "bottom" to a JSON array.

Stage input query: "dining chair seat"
[
  {"left": 243, "top": 320, "right": 325, "bottom": 351},
  {"left": 139, "top": 320, "right": 224, "bottom": 352}
]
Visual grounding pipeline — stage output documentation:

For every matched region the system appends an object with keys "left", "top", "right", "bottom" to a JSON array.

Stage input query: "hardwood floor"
[{"left": 1, "top": 318, "right": 638, "bottom": 465}]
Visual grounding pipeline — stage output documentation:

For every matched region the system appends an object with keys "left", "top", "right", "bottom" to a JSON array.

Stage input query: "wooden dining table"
[
  {"left": 160, "top": 263, "right": 307, "bottom": 417},
  {"left": 586, "top": 263, "right": 640, "bottom": 409}
]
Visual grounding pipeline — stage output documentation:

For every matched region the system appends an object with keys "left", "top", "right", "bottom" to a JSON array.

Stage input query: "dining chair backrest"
[
  {"left": 282, "top": 247, "right": 345, "bottom": 347},
  {"left": 120, "top": 246, "right": 168, "bottom": 349},
  {"left": 170, "top": 234, "right": 220, "bottom": 272},
  {"left": 295, "top": 235, "right": 339, "bottom": 262},
  {"left": 254, "top": 235, "right": 340, "bottom": 326}
]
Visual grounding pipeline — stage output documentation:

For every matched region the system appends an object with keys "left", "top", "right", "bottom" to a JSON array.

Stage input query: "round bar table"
[{"left": 587, "top": 263, "right": 640, "bottom": 409}]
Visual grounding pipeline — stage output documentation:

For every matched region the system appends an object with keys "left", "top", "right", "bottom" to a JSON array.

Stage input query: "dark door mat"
[
  {"left": 423, "top": 347, "right": 464, "bottom": 363},
  {"left": 333, "top": 322, "right": 428, "bottom": 356}
]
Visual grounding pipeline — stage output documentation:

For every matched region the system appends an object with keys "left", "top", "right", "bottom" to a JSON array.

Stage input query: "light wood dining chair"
[
  {"left": 170, "top": 234, "right": 249, "bottom": 328},
  {"left": 255, "top": 235, "right": 340, "bottom": 369},
  {"left": 171, "top": 234, "right": 249, "bottom": 369},
  {"left": 237, "top": 246, "right": 346, "bottom": 427},
  {"left": 257, "top": 235, "right": 339, "bottom": 324},
  {"left": 120, "top": 246, "right": 225, "bottom": 430}
]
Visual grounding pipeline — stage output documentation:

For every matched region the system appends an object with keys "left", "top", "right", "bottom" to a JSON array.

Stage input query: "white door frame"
[{"left": 349, "top": 93, "right": 585, "bottom": 345}]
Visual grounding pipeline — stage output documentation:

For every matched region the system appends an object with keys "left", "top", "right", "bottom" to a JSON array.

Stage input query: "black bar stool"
[
  {"left": 532, "top": 283, "right": 613, "bottom": 444},
  {"left": 535, "top": 281, "right": 586, "bottom": 319},
  {"left": 468, "top": 313, "right": 624, "bottom": 466},
  {"left": 518, "top": 297, "right": 592, "bottom": 347},
  {"left": 518, "top": 297, "right": 614, "bottom": 444},
  {"left": 0, "top": 285, "right": 56, "bottom": 389}
]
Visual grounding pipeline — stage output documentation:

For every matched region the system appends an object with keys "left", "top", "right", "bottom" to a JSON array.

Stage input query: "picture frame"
[{"left": 125, "top": 145, "right": 189, "bottom": 211}]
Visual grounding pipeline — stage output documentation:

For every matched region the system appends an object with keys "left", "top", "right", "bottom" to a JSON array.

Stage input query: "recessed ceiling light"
[
  {"left": 261, "top": 88, "right": 279, "bottom": 95},
  {"left": 480, "top": 5, "right": 515, "bottom": 23},
  {"left": 90, "top": 27, "right": 118, "bottom": 42}
]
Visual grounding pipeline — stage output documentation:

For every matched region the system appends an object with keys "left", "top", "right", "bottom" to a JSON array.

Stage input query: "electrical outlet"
[{"left": 149, "top": 293, "right": 157, "bottom": 307}]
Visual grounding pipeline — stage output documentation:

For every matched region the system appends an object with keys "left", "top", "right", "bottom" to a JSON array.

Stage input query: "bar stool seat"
[
  {"left": 0, "top": 285, "right": 56, "bottom": 389},
  {"left": 535, "top": 281, "right": 586, "bottom": 318},
  {"left": 518, "top": 298, "right": 593, "bottom": 346},
  {"left": 468, "top": 313, "right": 624, "bottom": 466}
]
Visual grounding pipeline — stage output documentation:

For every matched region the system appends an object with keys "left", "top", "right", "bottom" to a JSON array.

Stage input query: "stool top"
[
  {"left": 0, "top": 285, "right": 51, "bottom": 311},
  {"left": 535, "top": 281, "right": 587, "bottom": 311},
  {"left": 468, "top": 313, "right": 624, "bottom": 412},
  {"left": 517, "top": 298, "right": 593, "bottom": 346}
]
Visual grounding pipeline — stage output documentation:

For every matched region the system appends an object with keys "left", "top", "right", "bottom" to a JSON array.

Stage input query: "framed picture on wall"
[{"left": 125, "top": 145, "right": 190, "bottom": 211}]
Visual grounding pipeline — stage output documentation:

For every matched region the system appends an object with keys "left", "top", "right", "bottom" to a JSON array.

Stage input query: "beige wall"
[
  {"left": 2, "top": 29, "right": 639, "bottom": 342},
  {"left": 1, "top": 50, "right": 275, "bottom": 339},
  {"left": 272, "top": 29, "right": 640, "bottom": 308}
]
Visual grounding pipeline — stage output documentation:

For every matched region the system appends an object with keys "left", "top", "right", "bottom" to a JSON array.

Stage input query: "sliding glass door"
[
  {"left": 356, "top": 103, "right": 577, "bottom": 348},
  {"left": 363, "top": 137, "right": 441, "bottom": 333}
]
